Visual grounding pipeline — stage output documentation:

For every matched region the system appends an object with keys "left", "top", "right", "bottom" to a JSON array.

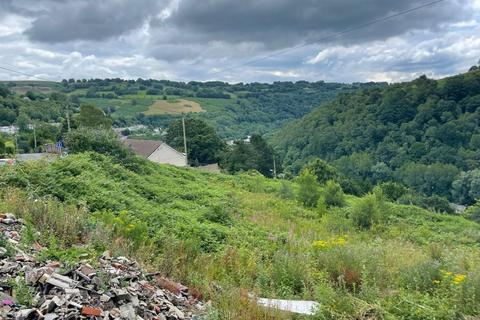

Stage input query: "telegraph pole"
[
  {"left": 33, "top": 123, "right": 37, "bottom": 150},
  {"left": 66, "top": 107, "right": 71, "bottom": 132},
  {"left": 182, "top": 114, "right": 188, "bottom": 166},
  {"left": 273, "top": 154, "right": 277, "bottom": 179}
]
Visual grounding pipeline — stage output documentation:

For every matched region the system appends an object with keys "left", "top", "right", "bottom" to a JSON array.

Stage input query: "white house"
[{"left": 123, "top": 139, "right": 187, "bottom": 167}]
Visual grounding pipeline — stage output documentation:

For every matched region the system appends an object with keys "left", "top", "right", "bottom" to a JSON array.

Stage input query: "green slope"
[
  {"left": 272, "top": 70, "right": 480, "bottom": 200},
  {"left": 1, "top": 153, "right": 480, "bottom": 318}
]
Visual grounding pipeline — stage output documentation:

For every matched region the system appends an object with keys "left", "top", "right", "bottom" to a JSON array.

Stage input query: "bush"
[
  {"left": 146, "top": 88, "right": 161, "bottom": 95},
  {"left": 277, "top": 181, "right": 295, "bottom": 200},
  {"left": 379, "top": 181, "right": 408, "bottom": 201},
  {"left": 201, "top": 204, "right": 233, "bottom": 226},
  {"left": 397, "top": 193, "right": 454, "bottom": 214},
  {"left": 349, "top": 192, "right": 383, "bottom": 229},
  {"left": 465, "top": 203, "right": 480, "bottom": 222},
  {"left": 296, "top": 169, "right": 320, "bottom": 207},
  {"left": 322, "top": 180, "right": 346, "bottom": 208},
  {"left": 65, "top": 128, "right": 145, "bottom": 171},
  {"left": 303, "top": 158, "right": 339, "bottom": 184}
]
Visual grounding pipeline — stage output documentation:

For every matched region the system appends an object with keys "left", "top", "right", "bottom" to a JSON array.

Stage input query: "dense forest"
[{"left": 273, "top": 69, "right": 480, "bottom": 205}]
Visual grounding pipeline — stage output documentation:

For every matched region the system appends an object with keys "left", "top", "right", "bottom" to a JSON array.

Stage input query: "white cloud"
[{"left": 0, "top": 14, "right": 31, "bottom": 37}]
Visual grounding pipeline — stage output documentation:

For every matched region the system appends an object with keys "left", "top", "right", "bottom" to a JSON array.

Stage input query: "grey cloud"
[
  {"left": 161, "top": 0, "right": 471, "bottom": 48},
  {"left": 24, "top": 0, "right": 166, "bottom": 43}
]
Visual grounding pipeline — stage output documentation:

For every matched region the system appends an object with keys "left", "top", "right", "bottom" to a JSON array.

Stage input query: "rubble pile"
[{"left": 0, "top": 213, "right": 204, "bottom": 319}]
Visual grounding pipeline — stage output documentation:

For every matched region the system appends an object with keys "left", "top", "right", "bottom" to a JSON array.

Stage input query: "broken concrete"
[{"left": 0, "top": 213, "right": 205, "bottom": 319}]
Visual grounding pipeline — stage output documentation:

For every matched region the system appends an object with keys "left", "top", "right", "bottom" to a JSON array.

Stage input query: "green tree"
[
  {"left": 76, "top": 104, "right": 113, "bottom": 129},
  {"left": 223, "top": 142, "right": 257, "bottom": 173},
  {"left": 223, "top": 135, "right": 278, "bottom": 177},
  {"left": 166, "top": 118, "right": 225, "bottom": 165},
  {"left": 452, "top": 169, "right": 480, "bottom": 205},
  {"left": 296, "top": 169, "right": 320, "bottom": 207},
  {"left": 64, "top": 128, "right": 142, "bottom": 171},
  {"left": 396, "top": 162, "right": 459, "bottom": 198},
  {"left": 0, "top": 84, "right": 10, "bottom": 98},
  {"left": 303, "top": 158, "right": 339, "bottom": 184},
  {"left": 250, "top": 134, "right": 276, "bottom": 177}
]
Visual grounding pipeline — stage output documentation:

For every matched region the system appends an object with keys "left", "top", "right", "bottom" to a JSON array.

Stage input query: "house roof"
[{"left": 123, "top": 139, "right": 162, "bottom": 157}]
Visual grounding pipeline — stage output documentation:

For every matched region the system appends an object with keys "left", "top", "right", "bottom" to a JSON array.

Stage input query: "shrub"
[
  {"left": 65, "top": 128, "right": 146, "bottom": 172},
  {"left": 465, "top": 203, "right": 480, "bottom": 222},
  {"left": 322, "top": 180, "right": 346, "bottom": 208},
  {"left": 303, "top": 158, "right": 339, "bottom": 184},
  {"left": 277, "top": 181, "right": 294, "bottom": 200},
  {"left": 349, "top": 192, "right": 383, "bottom": 229},
  {"left": 397, "top": 193, "right": 454, "bottom": 214},
  {"left": 379, "top": 181, "right": 408, "bottom": 201},
  {"left": 201, "top": 204, "right": 233, "bottom": 226},
  {"left": 296, "top": 169, "right": 320, "bottom": 207}
]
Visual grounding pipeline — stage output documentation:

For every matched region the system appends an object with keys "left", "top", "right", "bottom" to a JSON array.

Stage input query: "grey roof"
[{"left": 123, "top": 139, "right": 163, "bottom": 157}]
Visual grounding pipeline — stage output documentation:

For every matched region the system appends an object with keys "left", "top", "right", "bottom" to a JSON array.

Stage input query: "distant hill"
[
  {"left": 272, "top": 70, "right": 480, "bottom": 201},
  {"left": 4, "top": 79, "right": 384, "bottom": 139}
]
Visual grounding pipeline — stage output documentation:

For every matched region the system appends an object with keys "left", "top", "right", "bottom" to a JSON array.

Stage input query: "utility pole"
[
  {"left": 33, "top": 123, "right": 37, "bottom": 150},
  {"left": 14, "top": 132, "right": 18, "bottom": 155},
  {"left": 66, "top": 103, "right": 71, "bottom": 132},
  {"left": 273, "top": 154, "right": 277, "bottom": 179},
  {"left": 182, "top": 114, "right": 188, "bottom": 166}
]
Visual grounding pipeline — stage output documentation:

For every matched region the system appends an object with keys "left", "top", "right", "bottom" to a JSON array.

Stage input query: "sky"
[{"left": 0, "top": 0, "right": 479, "bottom": 83}]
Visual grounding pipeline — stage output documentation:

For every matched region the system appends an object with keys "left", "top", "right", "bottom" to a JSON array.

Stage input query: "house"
[
  {"left": 0, "top": 126, "right": 18, "bottom": 134},
  {"left": 123, "top": 139, "right": 187, "bottom": 167}
]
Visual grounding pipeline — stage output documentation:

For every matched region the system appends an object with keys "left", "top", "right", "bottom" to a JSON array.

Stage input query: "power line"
[
  {"left": 0, "top": 65, "right": 52, "bottom": 82},
  {"left": 210, "top": 0, "right": 446, "bottom": 76}
]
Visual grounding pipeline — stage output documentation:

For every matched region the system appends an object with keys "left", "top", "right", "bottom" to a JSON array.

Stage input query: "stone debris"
[{"left": 0, "top": 213, "right": 204, "bottom": 319}]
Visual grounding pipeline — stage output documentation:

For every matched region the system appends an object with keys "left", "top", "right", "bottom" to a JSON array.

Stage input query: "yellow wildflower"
[
  {"left": 313, "top": 240, "right": 329, "bottom": 249},
  {"left": 453, "top": 274, "right": 466, "bottom": 284},
  {"left": 442, "top": 271, "right": 453, "bottom": 278},
  {"left": 313, "top": 235, "right": 348, "bottom": 250}
]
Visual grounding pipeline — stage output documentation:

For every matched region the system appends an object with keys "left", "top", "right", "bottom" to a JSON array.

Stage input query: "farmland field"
[{"left": 144, "top": 98, "right": 205, "bottom": 115}]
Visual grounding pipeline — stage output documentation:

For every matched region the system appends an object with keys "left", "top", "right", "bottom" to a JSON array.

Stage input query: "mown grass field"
[
  {"left": 144, "top": 98, "right": 205, "bottom": 115},
  {"left": 1, "top": 153, "right": 480, "bottom": 319}
]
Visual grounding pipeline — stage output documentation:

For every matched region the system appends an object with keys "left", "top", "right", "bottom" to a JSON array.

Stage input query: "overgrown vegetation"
[{"left": 1, "top": 152, "right": 480, "bottom": 318}]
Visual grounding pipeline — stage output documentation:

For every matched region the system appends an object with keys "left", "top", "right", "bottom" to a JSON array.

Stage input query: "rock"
[
  {"left": 0, "top": 247, "right": 7, "bottom": 258},
  {"left": 119, "top": 303, "right": 136, "bottom": 320},
  {"left": 0, "top": 215, "right": 203, "bottom": 320},
  {"left": 44, "top": 313, "right": 59, "bottom": 320}
]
